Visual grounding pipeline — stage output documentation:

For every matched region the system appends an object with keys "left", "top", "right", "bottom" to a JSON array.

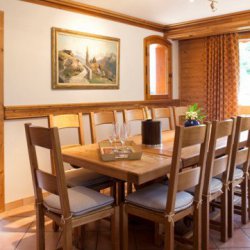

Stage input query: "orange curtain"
[{"left": 206, "top": 33, "right": 239, "bottom": 121}]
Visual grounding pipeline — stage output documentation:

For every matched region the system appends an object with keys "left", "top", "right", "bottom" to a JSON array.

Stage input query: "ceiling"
[{"left": 75, "top": 0, "right": 250, "bottom": 25}]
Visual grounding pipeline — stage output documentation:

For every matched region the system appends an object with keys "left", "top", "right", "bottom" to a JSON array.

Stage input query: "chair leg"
[
  {"left": 111, "top": 181, "right": 117, "bottom": 205},
  {"left": 127, "top": 182, "right": 133, "bottom": 194},
  {"left": 202, "top": 197, "right": 209, "bottom": 250},
  {"left": 248, "top": 178, "right": 250, "bottom": 220},
  {"left": 164, "top": 220, "right": 174, "bottom": 250},
  {"left": 228, "top": 185, "right": 234, "bottom": 238},
  {"left": 111, "top": 206, "right": 120, "bottom": 250},
  {"left": 122, "top": 204, "right": 129, "bottom": 250},
  {"left": 62, "top": 221, "right": 73, "bottom": 250},
  {"left": 241, "top": 179, "right": 248, "bottom": 225},
  {"left": 52, "top": 221, "right": 60, "bottom": 232},
  {"left": 36, "top": 203, "right": 45, "bottom": 250},
  {"left": 221, "top": 189, "right": 228, "bottom": 242},
  {"left": 154, "top": 223, "right": 163, "bottom": 247}
]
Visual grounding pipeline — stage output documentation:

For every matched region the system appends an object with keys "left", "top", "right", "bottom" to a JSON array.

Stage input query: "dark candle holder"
[{"left": 141, "top": 119, "right": 162, "bottom": 146}]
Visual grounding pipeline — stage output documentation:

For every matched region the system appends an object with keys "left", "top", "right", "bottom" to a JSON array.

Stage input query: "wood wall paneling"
[
  {"left": 4, "top": 99, "right": 180, "bottom": 120},
  {"left": 179, "top": 38, "right": 207, "bottom": 111},
  {"left": 21, "top": 0, "right": 165, "bottom": 32},
  {"left": 0, "top": 11, "right": 4, "bottom": 212},
  {"left": 165, "top": 10, "right": 250, "bottom": 40}
]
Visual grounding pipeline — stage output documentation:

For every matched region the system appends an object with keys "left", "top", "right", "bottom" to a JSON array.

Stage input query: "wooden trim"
[
  {"left": 0, "top": 11, "right": 4, "bottom": 213},
  {"left": 20, "top": 0, "right": 250, "bottom": 40},
  {"left": 4, "top": 99, "right": 180, "bottom": 120},
  {"left": 165, "top": 10, "right": 250, "bottom": 40},
  {"left": 239, "top": 31, "right": 250, "bottom": 40},
  {"left": 4, "top": 195, "right": 35, "bottom": 211},
  {"left": 144, "top": 36, "right": 172, "bottom": 101},
  {"left": 238, "top": 106, "right": 250, "bottom": 115},
  {"left": 21, "top": 0, "right": 165, "bottom": 32}
]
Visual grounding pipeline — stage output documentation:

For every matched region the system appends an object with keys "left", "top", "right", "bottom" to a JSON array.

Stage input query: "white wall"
[{"left": 1, "top": 0, "right": 179, "bottom": 203}]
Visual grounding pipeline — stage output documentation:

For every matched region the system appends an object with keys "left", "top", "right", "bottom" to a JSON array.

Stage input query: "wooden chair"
[
  {"left": 152, "top": 107, "right": 175, "bottom": 130},
  {"left": 202, "top": 119, "right": 235, "bottom": 250},
  {"left": 90, "top": 110, "right": 118, "bottom": 143},
  {"left": 173, "top": 106, "right": 188, "bottom": 126},
  {"left": 25, "top": 124, "right": 119, "bottom": 250},
  {"left": 228, "top": 116, "right": 250, "bottom": 238},
  {"left": 122, "top": 124, "right": 210, "bottom": 250},
  {"left": 49, "top": 113, "right": 113, "bottom": 190}
]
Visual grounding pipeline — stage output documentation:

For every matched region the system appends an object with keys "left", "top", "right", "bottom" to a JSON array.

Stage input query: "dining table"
[{"left": 61, "top": 129, "right": 248, "bottom": 250}]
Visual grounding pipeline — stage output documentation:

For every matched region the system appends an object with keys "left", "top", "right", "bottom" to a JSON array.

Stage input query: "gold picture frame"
[{"left": 52, "top": 27, "right": 120, "bottom": 89}]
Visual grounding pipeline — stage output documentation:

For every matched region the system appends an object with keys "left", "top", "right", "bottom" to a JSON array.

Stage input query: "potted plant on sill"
[{"left": 184, "top": 103, "right": 206, "bottom": 127}]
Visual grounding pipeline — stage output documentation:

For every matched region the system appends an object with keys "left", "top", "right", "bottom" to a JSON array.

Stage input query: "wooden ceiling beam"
[{"left": 165, "top": 10, "right": 250, "bottom": 40}]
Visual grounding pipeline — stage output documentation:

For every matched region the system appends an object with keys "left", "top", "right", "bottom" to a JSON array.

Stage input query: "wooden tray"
[{"left": 99, "top": 140, "right": 142, "bottom": 161}]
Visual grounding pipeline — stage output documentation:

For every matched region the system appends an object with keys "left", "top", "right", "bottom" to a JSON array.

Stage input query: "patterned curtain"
[{"left": 206, "top": 33, "right": 239, "bottom": 121}]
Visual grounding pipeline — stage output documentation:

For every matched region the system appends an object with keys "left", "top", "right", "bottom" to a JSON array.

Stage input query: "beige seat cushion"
[
  {"left": 215, "top": 167, "right": 244, "bottom": 181},
  {"left": 209, "top": 178, "right": 223, "bottom": 194},
  {"left": 44, "top": 186, "right": 114, "bottom": 217},
  {"left": 233, "top": 168, "right": 244, "bottom": 180},
  {"left": 188, "top": 177, "right": 222, "bottom": 195},
  {"left": 65, "top": 168, "right": 112, "bottom": 187},
  {"left": 126, "top": 183, "right": 194, "bottom": 213}
]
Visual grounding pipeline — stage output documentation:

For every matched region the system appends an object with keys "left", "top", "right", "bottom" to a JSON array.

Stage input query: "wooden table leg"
[{"left": 117, "top": 180, "right": 125, "bottom": 250}]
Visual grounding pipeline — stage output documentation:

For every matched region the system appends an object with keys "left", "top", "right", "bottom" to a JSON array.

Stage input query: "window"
[
  {"left": 239, "top": 34, "right": 250, "bottom": 106},
  {"left": 144, "top": 36, "right": 172, "bottom": 100}
]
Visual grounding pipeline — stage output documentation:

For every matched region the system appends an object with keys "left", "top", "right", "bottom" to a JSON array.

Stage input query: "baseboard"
[{"left": 4, "top": 195, "right": 35, "bottom": 211}]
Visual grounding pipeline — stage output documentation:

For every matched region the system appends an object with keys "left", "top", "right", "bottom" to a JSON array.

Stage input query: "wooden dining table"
[
  {"left": 62, "top": 131, "right": 182, "bottom": 193},
  {"left": 62, "top": 128, "right": 248, "bottom": 202}
]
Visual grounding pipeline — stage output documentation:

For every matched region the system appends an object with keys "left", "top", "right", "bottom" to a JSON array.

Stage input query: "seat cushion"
[
  {"left": 188, "top": 178, "right": 222, "bottom": 195},
  {"left": 209, "top": 178, "right": 223, "bottom": 194},
  {"left": 215, "top": 167, "right": 244, "bottom": 181},
  {"left": 126, "top": 183, "right": 194, "bottom": 213},
  {"left": 234, "top": 168, "right": 244, "bottom": 180},
  {"left": 65, "top": 168, "right": 111, "bottom": 187},
  {"left": 44, "top": 186, "right": 114, "bottom": 217}
]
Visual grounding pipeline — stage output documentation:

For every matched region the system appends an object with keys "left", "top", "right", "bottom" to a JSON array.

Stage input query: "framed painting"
[{"left": 52, "top": 27, "right": 120, "bottom": 89}]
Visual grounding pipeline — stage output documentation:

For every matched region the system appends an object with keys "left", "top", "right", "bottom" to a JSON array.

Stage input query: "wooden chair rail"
[{"left": 4, "top": 99, "right": 180, "bottom": 120}]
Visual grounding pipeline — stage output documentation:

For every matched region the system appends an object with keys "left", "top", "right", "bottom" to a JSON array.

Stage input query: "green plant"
[{"left": 185, "top": 103, "right": 206, "bottom": 122}]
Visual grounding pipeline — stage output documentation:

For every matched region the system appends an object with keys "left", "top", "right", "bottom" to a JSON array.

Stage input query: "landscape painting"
[{"left": 52, "top": 28, "right": 120, "bottom": 89}]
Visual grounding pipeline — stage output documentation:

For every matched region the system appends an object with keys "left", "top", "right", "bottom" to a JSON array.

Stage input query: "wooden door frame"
[{"left": 0, "top": 11, "right": 4, "bottom": 212}]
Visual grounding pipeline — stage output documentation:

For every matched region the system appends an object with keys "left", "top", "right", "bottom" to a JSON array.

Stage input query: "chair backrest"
[
  {"left": 203, "top": 119, "right": 235, "bottom": 195},
  {"left": 90, "top": 110, "right": 117, "bottom": 143},
  {"left": 152, "top": 107, "right": 175, "bottom": 130},
  {"left": 229, "top": 116, "right": 250, "bottom": 182},
  {"left": 48, "top": 113, "right": 84, "bottom": 145},
  {"left": 166, "top": 124, "right": 210, "bottom": 214},
  {"left": 25, "top": 123, "right": 71, "bottom": 219},
  {"left": 173, "top": 106, "right": 188, "bottom": 126},
  {"left": 123, "top": 108, "right": 147, "bottom": 136},
  {"left": 123, "top": 108, "right": 146, "bottom": 123}
]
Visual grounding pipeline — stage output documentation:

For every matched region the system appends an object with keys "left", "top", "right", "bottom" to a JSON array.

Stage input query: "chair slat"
[
  {"left": 51, "top": 114, "right": 81, "bottom": 129},
  {"left": 36, "top": 169, "right": 59, "bottom": 195},
  {"left": 30, "top": 127, "right": 52, "bottom": 149},
  {"left": 92, "top": 111, "right": 116, "bottom": 126},
  {"left": 182, "top": 125, "right": 207, "bottom": 148},
  {"left": 173, "top": 106, "right": 187, "bottom": 126},
  {"left": 240, "top": 117, "right": 250, "bottom": 132},
  {"left": 212, "top": 155, "right": 228, "bottom": 177},
  {"left": 90, "top": 111, "right": 117, "bottom": 143},
  {"left": 124, "top": 109, "right": 146, "bottom": 123},
  {"left": 152, "top": 107, "right": 175, "bottom": 130},
  {"left": 235, "top": 148, "right": 249, "bottom": 166},
  {"left": 216, "top": 119, "right": 234, "bottom": 138},
  {"left": 177, "top": 167, "right": 201, "bottom": 192}
]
